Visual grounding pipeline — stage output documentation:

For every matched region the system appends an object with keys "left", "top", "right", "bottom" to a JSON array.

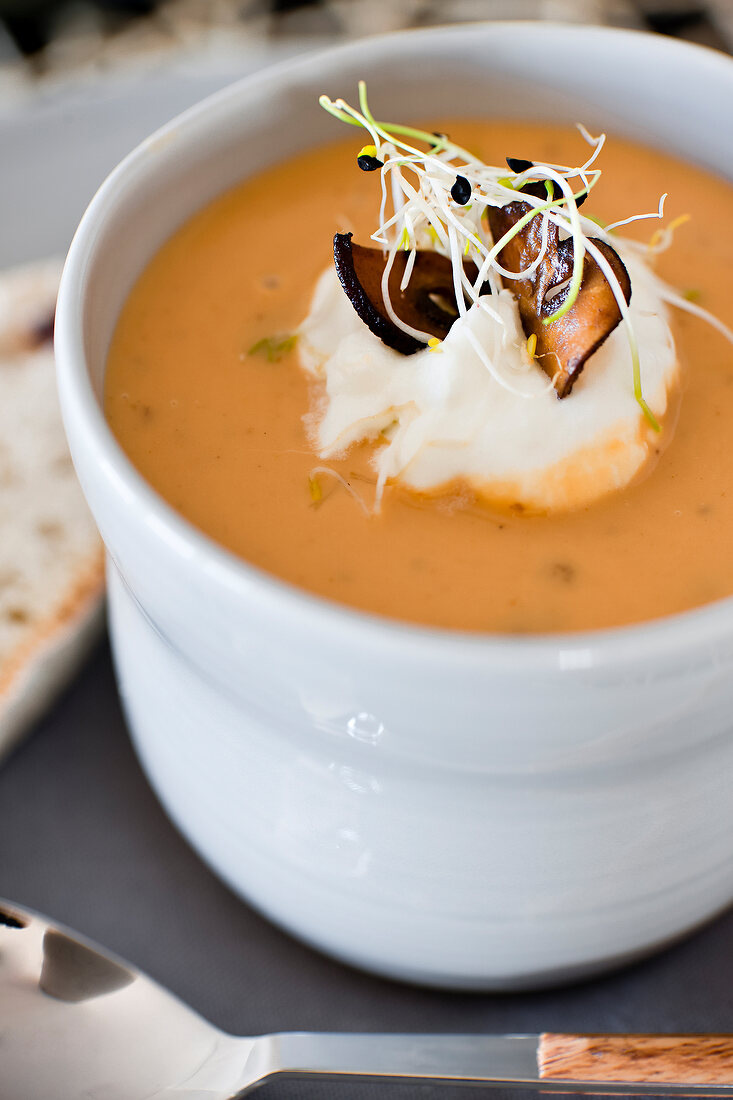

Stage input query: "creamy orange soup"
[{"left": 105, "top": 121, "right": 733, "bottom": 633}]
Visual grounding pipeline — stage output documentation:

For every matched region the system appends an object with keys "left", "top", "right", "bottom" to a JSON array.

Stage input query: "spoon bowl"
[{"left": 0, "top": 901, "right": 252, "bottom": 1100}]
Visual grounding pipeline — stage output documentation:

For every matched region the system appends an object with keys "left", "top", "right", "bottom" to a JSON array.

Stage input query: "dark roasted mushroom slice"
[
  {"left": 486, "top": 201, "right": 631, "bottom": 397},
  {"left": 333, "top": 232, "right": 488, "bottom": 355}
]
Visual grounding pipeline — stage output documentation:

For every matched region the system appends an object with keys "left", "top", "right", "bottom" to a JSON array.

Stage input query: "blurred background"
[
  {"left": 0, "top": 0, "right": 731, "bottom": 87},
  {"left": 0, "top": 0, "right": 730, "bottom": 269}
]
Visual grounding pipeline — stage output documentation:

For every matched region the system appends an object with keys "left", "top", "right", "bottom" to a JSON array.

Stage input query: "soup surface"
[{"left": 105, "top": 121, "right": 733, "bottom": 633}]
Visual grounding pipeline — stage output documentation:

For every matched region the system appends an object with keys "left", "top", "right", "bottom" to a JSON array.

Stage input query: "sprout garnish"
[
  {"left": 248, "top": 333, "right": 298, "bottom": 361},
  {"left": 309, "top": 466, "right": 370, "bottom": 515},
  {"left": 308, "top": 474, "right": 323, "bottom": 503},
  {"left": 319, "top": 83, "right": 713, "bottom": 431}
]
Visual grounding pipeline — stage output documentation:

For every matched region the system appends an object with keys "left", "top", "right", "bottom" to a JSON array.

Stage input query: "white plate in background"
[{"left": 0, "top": 41, "right": 320, "bottom": 267}]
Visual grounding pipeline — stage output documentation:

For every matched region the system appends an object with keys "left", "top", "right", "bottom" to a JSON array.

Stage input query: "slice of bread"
[{"left": 0, "top": 258, "right": 105, "bottom": 762}]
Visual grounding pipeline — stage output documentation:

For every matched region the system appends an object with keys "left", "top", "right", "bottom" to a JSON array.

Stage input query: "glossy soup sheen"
[{"left": 105, "top": 121, "right": 733, "bottom": 633}]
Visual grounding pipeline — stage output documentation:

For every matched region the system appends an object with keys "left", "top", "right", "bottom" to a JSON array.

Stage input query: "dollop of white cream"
[{"left": 298, "top": 245, "right": 678, "bottom": 512}]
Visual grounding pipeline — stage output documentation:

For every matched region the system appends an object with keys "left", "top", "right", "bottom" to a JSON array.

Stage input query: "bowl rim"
[{"left": 55, "top": 18, "right": 733, "bottom": 672}]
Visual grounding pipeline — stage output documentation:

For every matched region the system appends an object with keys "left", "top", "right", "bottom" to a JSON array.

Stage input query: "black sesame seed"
[
  {"left": 357, "top": 154, "right": 383, "bottom": 172},
  {"left": 506, "top": 156, "right": 534, "bottom": 174},
  {"left": 450, "top": 175, "right": 472, "bottom": 205}
]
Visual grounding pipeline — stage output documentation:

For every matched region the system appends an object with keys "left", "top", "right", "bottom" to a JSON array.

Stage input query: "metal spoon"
[{"left": 3, "top": 898, "right": 733, "bottom": 1099}]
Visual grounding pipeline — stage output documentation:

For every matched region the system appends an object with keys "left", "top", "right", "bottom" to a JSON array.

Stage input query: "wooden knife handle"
[{"left": 539, "top": 1034, "right": 733, "bottom": 1085}]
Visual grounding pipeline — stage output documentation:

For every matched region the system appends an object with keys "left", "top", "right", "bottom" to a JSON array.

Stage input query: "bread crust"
[{"left": 0, "top": 259, "right": 105, "bottom": 760}]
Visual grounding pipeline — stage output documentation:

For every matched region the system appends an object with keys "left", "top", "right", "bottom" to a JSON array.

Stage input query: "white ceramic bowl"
[{"left": 55, "top": 23, "right": 733, "bottom": 990}]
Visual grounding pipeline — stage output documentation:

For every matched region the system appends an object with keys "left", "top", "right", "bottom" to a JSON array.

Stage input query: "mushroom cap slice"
[
  {"left": 333, "top": 232, "right": 485, "bottom": 355},
  {"left": 487, "top": 201, "right": 631, "bottom": 397}
]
